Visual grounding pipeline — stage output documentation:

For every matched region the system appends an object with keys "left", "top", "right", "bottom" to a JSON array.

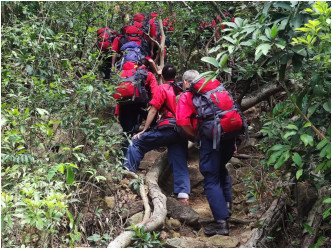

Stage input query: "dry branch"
[{"left": 240, "top": 83, "right": 284, "bottom": 112}]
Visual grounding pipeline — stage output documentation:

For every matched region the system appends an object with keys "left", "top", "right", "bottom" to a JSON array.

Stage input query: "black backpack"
[{"left": 190, "top": 79, "right": 249, "bottom": 150}]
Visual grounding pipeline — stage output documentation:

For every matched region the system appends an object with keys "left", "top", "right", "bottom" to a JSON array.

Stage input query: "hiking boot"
[
  {"left": 203, "top": 219, "right": 229, "bottom": 236},
  {"left": 178, "top": 198, "right": 189, "bottom": 206},
  {"left": 227, "top": 201, "right": 232, "bottom": 216}
]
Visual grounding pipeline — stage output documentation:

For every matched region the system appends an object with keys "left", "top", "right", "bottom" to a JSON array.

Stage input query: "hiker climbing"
[
  {"left": 176, "top": 70, "right": 248, "bottom": 236},
  {"left": 112, "top": 60, "right": 158, "bottom": 156},
  {"left": 123, "top": 64, "right": 191, "bottom": 206}
]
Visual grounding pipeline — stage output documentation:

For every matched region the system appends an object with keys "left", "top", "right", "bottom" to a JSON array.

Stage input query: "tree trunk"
[{"left": 240, "top": 83, "right": 284, "bottom": 111}]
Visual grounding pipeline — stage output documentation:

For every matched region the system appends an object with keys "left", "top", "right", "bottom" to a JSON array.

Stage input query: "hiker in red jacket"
[
  {"left": 124, "top": 64, "right": 191, "bottom": 206},
  {"left": 176, "top": 70, "right": 236, "bottom": 236},
  {"left": 113, "top": 60, "right": 158, "bottom": 156}
]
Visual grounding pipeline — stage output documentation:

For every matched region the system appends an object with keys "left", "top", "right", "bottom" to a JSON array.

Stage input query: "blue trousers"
[
  {"left": 124, "top": 127, "right": 190, "bottom": 195},
  {"left": 199, "top": 135, "right": 235, "bottom": 220}
]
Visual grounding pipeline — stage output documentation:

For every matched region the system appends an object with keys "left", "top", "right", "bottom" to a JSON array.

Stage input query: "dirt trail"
[{"left": 135, "top": 141, "right": 260, "bottom": 248}]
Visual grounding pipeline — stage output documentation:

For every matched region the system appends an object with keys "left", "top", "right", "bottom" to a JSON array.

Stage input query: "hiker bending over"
[
  {"left": 123, "top": 64, "right": 191, "bottom": 206},
  {"left": 113, "top": 61, "right": 158, "bottom": 156}
]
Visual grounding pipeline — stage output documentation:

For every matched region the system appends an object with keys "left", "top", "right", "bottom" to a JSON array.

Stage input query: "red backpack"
[
  {"left": 112, "top": 64, "right": 149, "bottom": 104},
  {"left": 119, "top": 25, "right": 150, "bottom": 56},
  {"left": 96, "top": 27, "right": 117, "bottom": 51},
  {"left": 190, "top": 78, "right": 248, "bottom": 150}
]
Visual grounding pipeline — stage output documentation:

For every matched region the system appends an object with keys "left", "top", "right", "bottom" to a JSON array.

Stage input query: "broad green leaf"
[
  {"left": 240, "top": 41, "right": 254, "bottom": 46},
  {"left": 66, "top": 165, "right": 75, "bottom": 185},
  {"left": 323, "top": 207, "right": 331, "bottom": 219},
  {"left": 274, "top": 2, "right": 292, "bottom": 11},
  {"left": 303, "top": 122, "right": 311, "bottom": 128},
  {"left": 256, "top": 43, "right": 272, "bottom": 56},
  {"left": 307, "top": 104, "right": 319, "bottom": 118},
  {"left": 66, "top": 210, "right": 74, "bottom": 229},
  {"left": 263, "top": 3, "right": 272, "bottom": 14},
  {"left": 234, "top": 18, "right": 243, "bottom": 28},
  {"left": 87, "top": 234, "right": 101, "bottom": 241},
  {"left": 68, "top": 163, "right": 78, "bottom": 169},
  {"left": 292, "top": 152, "right": 303, "bottom": 167},
  {"left": 73, "top": 145, "right": 84, "bottom": 151},
  {"left": 222, "top": 36, "right": 236, "bottom": 44},
  {"left": 208, "top": 45, "right": 221, "bottom": 54},
  {"left": 300, "top": 134, "right": 314, "bottom": 146},
  {"left": 286, "top": 124, "right": 298, "bottom": 130},
  {"left": 219, "top": 55, "right": 229, "bottom": 67},
  {"left": 228, "top": 45, "right": 234, "bottom": 54},
  {"left": 222, "top": 22, "right": 237, "bottom": 29},
  {"left": 323, "top": 198, "right": 331, "bottom": 203},
  {"left": 292, "top": 46, "right": 307, "bottom": 56},
  {"left": 317, "top": 139, "right": 328, "bottom": 150},
  {"left": 274, "top": 151, "right": 290, "bottom": 169},
  {"left": 47, "top": 164, "right": 62, "bottom": 181},
  {"left": 268, "top": 151, "right": 283, "bottom": 166},
  {"left": 284, "top": 131, "right": 297, "bottom": 139},
  {"left": 201, "top": 57, "right": 219, "bottom": 68},
  {"left": 271, "top": 24, "right": 278, "bottom": 38},
  {"left": 268, "top": 144, "right": 287, "bottom": 152},
  {"left": 296, "top": 169, "right": 303, "bottom": 180},
  {"left": 265, "top": 28, "right": 272, "bottom": 39},
  {"left": 323, "top": 102, "right": 331, "bottom": 113},
  {"left": 58, "top": 164, "right": 65, "bottom": 174},
  {"left": 36, "top": 216, "right": 44, "bottom": 230}
]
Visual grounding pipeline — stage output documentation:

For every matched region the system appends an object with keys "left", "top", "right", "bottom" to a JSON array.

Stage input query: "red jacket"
[{"left": 149, "top": 81, "right": 177, "bottom": 127}]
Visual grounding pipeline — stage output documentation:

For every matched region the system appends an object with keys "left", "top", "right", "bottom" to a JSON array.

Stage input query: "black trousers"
[{"left": 118, "top": 102, "right": 148, "bottom": 155}]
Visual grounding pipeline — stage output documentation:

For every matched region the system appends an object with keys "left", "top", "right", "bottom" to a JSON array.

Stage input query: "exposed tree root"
[
  {"left": 302, "top": 185, "right": 330, "bottom": 248},
  {"left": 122, "top": 171, "right": 151, "bottom": 222},
  {"left": 108, "top": 152, "right": 168, "bottom": 248}
]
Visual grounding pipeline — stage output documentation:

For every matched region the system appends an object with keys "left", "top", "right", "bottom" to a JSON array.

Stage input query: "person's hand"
[
  {"left": 157, "top": 69, "right": 162, "bottom": 76},
  {"left": 234, "top": 143, "right": 238, "bottom": 154},
  {"left": 133, "top": 130, "right": 145, "bottom": 140}
]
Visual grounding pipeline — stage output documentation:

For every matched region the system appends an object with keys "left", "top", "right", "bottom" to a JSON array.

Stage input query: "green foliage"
[
  {"left": 130, "top": 225, "right": 164, "bottom": 248},
  {"left": 129, "top": 177, "right": 145, "bottom": 194},
  {"left": 1, "top": 1, "right": 124, "bottom": 247},
  {"left": 87, "top": 233, "right": 113, "bottom": 247}
]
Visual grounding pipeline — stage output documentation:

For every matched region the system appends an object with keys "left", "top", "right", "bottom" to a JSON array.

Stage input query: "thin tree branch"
[{"left": 210, "top": 1, "right": 227, "bottom": 19}]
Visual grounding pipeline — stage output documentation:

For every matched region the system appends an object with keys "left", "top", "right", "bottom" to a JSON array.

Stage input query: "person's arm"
[
  {"left": 146, "top": 72, "right": 159, "bottom": 97},
  {"left": 111, "top": 53, "right": 117, "bottom": 68},
  {"left": 132, "top": 105, "right": 158, "bottom": 139},
  {"left": 147, "top": 58, "right": 160, "bottom": 76},
  {"left": 181, "top": 125, "right": 195, "bottom": 137}
]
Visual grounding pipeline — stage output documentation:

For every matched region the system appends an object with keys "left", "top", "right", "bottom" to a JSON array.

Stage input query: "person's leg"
[
  {"left": 199, "top": 135, "right": 229, "bottom": 220},
  {"left": 118, "top": 103, "right": 146, "bottom": 156},
  {"left": 124, "top": 128, "right": 177, "bottom": 172},
  {"left": 219, "top": 138, "right": 236, "bottom": 203},
  {"left": 167, "top": 137, "right": 190, "bottom": 200}
]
